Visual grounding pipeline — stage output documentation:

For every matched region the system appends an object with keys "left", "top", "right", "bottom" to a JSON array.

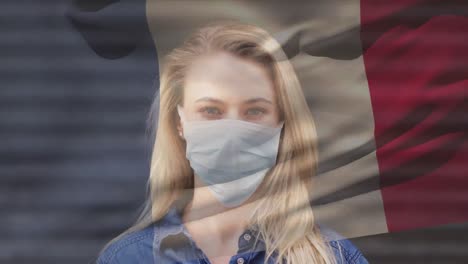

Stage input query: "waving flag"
[
  {"left": 65, "top": 0, "right": 467, "bottom": 251},
  {"left": 143, "top": 0, "right": 468, "bottom": 239}
]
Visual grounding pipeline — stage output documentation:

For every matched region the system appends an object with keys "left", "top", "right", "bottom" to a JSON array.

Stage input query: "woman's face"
[{"left": 180, "top": 51, "right": 280, "bottom": 128}]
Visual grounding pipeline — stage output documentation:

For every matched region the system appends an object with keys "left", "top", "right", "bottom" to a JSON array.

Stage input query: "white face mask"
[{"left": 177, "top": 105, "right": 284, "bottom": 207}]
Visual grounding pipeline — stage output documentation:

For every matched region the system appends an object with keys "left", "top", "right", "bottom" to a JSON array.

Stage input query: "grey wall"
[
  {"left": 1, "top": 0, "right": 157, "bottom": 263},
  {"left": 1, "top": 1, "right": 467, "bottom": 264}
]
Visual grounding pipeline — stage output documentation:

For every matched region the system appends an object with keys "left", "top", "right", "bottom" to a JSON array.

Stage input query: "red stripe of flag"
[{"left": 361, "top": 0, "right": 468, "bottom": 232}]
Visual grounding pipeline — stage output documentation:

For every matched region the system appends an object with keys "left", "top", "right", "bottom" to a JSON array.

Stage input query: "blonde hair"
[{"left": 100, "top": 21, "right": 337, "bottom": 264}]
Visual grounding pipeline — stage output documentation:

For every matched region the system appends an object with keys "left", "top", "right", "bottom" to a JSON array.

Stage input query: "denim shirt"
[{"left": 96, "top": 206, "right": 369, "bottom": 264}]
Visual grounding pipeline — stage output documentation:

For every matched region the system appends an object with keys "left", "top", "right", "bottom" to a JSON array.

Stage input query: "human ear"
[
  {"left": 177, "top": 120, "right": 184, "bottom": 139},
  {"left": 176, "top": 106, "right": 185, "bottom": 139}
]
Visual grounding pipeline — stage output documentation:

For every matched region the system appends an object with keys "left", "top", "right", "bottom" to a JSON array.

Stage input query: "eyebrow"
[
  {"left": 194, "top": 97, "right": 224, "bottom": 103},
  {"left": 194, "top": 97, "right": 273, "bottom": 105},
  {"left": 244, "top": 97, "right": 273, "bottom": 105}
]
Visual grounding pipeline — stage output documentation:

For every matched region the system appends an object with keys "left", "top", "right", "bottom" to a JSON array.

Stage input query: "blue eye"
[
  {"left": 246, "top": 108, "right": 265, "bottom": 116},
  {"left": 201, "top": 107, "right": 222, "bottom": 116}
]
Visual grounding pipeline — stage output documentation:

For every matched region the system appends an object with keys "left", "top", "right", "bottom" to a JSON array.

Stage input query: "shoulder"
[
  {"left": 318, "top": 224, "right": 369, "bottom": 264},
  {"left": 96, "top": 224, "right": 155, "bottom": 264}
]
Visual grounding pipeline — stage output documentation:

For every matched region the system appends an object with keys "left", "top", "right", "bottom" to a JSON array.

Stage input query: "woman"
[{"left": 96, "top": 21, "right": 368, "bottom": 264}]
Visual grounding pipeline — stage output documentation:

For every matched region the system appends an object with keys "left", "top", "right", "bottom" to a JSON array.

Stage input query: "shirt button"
[
  {"left": 243, "top": 233, "right": 251, "bottom": 241},
  {"left": 237, "top": 257, "right": 245, "bottom": 264}
]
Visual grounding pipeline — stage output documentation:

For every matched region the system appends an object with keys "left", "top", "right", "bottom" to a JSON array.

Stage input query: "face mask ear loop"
[{"left": 278, "top": 121, "right": 285, "bottom": 129}]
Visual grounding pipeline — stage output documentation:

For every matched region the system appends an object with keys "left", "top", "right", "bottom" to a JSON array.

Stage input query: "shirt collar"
[
  {"left": 154, "top": 205, "right": 266, "bottom": 256},
  {"left": 156, "top": 205, "right": 186, "bottom": 238}
]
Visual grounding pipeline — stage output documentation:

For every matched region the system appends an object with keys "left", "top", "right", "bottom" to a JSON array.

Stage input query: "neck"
[{"left": 181, "top": 174, "right": 259, "bottom": 241}]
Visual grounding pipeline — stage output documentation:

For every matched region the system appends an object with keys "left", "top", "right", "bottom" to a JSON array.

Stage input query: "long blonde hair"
[{"left": 100, "top": 21, "right": 337, "bottom": 264}]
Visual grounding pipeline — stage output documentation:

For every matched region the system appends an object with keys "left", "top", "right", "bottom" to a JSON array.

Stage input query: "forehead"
[{"left": 183, "top": 52, "right": 275, "bottom": 103}]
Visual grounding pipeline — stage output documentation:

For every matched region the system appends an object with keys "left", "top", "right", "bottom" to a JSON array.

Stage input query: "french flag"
[{"left": 69, "top": 0, "right": 468, "bottom": 239}]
